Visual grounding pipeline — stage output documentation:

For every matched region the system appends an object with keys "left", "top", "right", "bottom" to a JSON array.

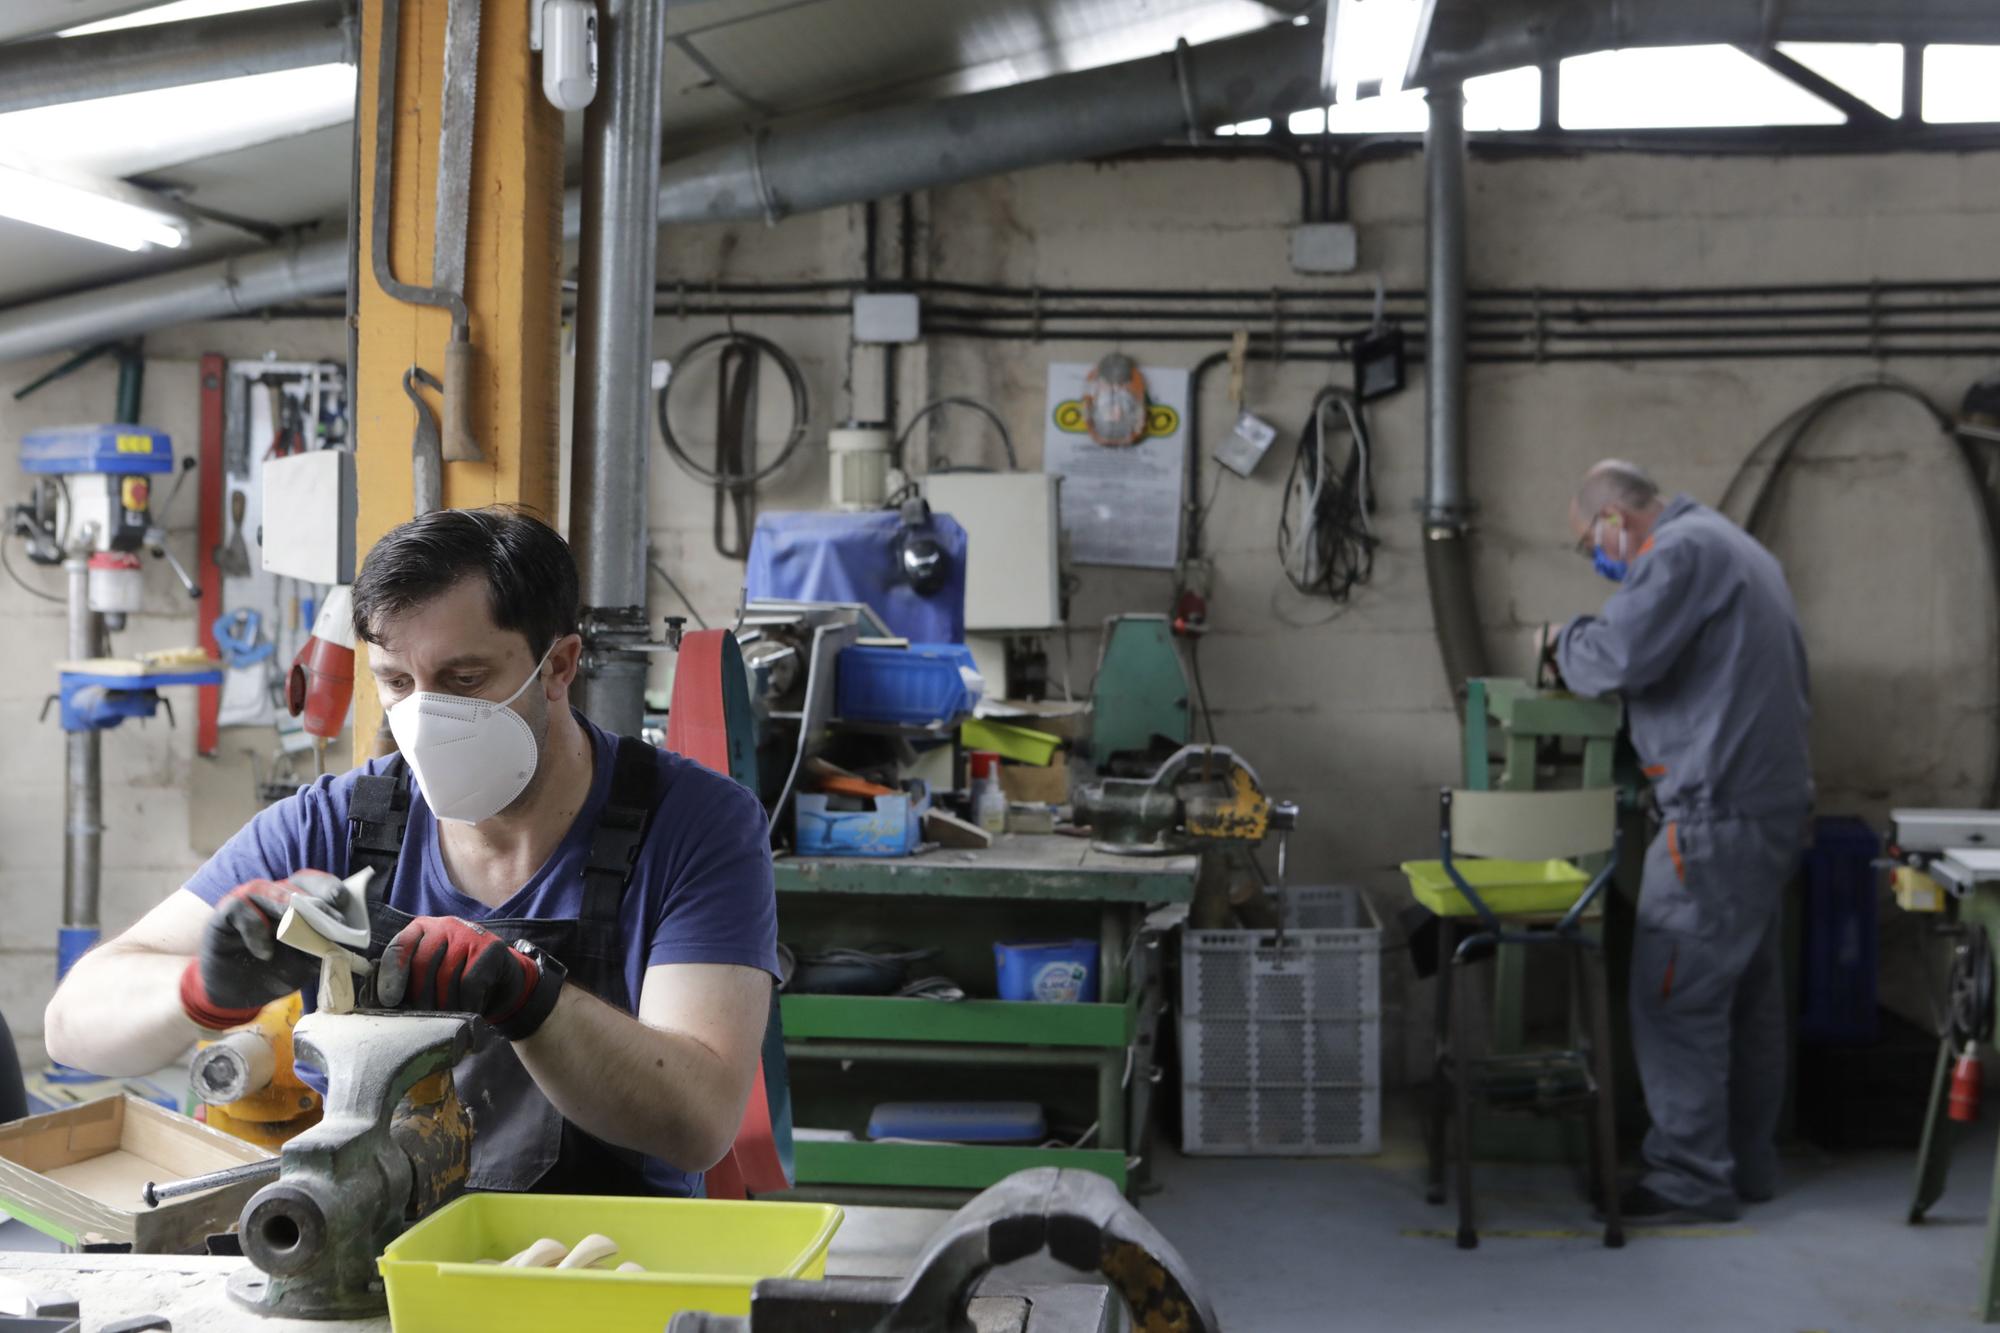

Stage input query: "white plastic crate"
[{"left": 1180, "top": 885, "right": 1382, "bottom": 1156}]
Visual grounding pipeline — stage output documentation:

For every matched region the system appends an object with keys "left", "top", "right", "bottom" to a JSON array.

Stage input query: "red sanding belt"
[{"left": 664, "top": 629, "right": 787, "bottom": 1198}]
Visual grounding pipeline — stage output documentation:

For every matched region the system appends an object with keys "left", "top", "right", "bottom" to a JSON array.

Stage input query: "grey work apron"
[{"left": 347, "top": 737, "right": 660, "bottom": 1195}]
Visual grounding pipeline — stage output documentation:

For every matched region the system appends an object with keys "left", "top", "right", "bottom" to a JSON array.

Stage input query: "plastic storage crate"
[
  {"left": 1180, "top": 885, "right": 1382, "bottom": 1156},
  {"left": 835, "top": 643, "right": 981, "bottom": 726}
]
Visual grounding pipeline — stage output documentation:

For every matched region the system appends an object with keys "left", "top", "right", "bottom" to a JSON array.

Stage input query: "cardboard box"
[
  {"left": 1000, "top": 763, "right": 1070, "bottom": 807},
  {"left": 0, "top": 1095, "right": 273, "bottom": 1253}
]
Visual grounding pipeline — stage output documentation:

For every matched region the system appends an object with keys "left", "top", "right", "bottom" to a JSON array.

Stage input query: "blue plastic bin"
[
  {"left": 836, "top": 644, "right": 982, "bottom": 726},
  {"left": 1799, "top": 815, "right": 1880, "bottom": 1046},
  {"left": 994, "top": 939, "right": 1099, "bottom": 1003}
]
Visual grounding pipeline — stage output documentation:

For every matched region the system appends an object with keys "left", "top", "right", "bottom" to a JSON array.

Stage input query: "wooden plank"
[
  {"left": 793, "top": 1140, "right": 1126, "bottom": 1191},
  {"left": 0, "top": 1097, "right": 271, "bottom": 1252},
  {"left": 780, "top": 995, "right": 1134, "bottom": 1048},
  {"left": 351, "top": 0, "right": 565, "bottom": 747}
]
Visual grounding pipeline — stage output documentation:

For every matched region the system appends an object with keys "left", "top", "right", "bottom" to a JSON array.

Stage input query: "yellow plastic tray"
[
  {"left": 378, "top": 1193, "right": 843, "bottom": 1333},
  {"left": 1400, "top": 857, "right": 1592, "bottom": 917},
  {"left": 960, "top": 716, "right": 1064, "bottom": 766}
]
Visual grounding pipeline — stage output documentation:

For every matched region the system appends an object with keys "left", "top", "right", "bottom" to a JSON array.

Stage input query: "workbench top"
[
  {"left": 0, "top": 1205, "right": 1101, "bottom": 1332},
  {"left": 774, "top": 833, "right": 1197, "bottom": 903}
]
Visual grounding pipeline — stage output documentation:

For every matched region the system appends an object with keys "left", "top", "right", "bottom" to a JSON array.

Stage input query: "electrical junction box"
[
  {"left": 1290, "top": 222, "right": 1358, "bottom": 274},
  {"left": 261, "top": 449, "right": 355, "bottom": 585},
  {"left": 924, "top": 471, "right": 1062, "bottom": 631},
  {"left": 853, "top": 293, "right": 921, "bottom": 344}
]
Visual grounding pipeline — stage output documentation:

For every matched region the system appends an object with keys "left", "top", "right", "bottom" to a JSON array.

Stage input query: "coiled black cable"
[{"left": 1277, "top": 386, "right": 1377, "bottom": 606}]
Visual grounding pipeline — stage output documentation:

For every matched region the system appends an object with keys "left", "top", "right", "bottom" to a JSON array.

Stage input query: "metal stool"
[{"left": 1421, "top": 786, "right": 1623, "bottom": 1250}]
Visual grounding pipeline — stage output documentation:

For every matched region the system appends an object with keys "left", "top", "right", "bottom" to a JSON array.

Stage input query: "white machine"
[{"left": 924, "top": 471, "right": 1063, "bottom": 632}]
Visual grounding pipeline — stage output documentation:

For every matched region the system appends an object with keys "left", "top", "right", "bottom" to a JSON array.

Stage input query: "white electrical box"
[
  {"left": 925, "top": 471, "right": 1063, "bottom": 631},
  {"left": 853, "top": 293, "right": 921, "bottom": 344},
  {"left": 1290, "top": 222, "right": 1359, "bottom": 274},
  {"left": 261, "top": 449, "right": 355, "bottom": 585}
]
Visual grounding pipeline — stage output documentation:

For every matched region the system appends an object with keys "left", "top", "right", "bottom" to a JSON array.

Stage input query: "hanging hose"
[
  {"left": 654, "top": 330, "right": 811, "bottom": 488},
  {"left": 891, "top": 395, "right": 1018, "bottom": 473},
  {"left": 1277, "top": 386, "right": 1377, "bottom": 606},
  {"left": 1718, "top": 373, "right": 2000, "bottom": 805}
]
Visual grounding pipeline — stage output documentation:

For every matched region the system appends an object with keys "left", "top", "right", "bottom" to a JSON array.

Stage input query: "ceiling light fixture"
[
  {"left": 1326, "top": 0, "right": 1425, "bottom": 104},
  {"left": 0, "top": 163, "right": 186, "bottom": 252}
]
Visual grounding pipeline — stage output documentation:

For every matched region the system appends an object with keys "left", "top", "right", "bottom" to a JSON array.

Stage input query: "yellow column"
[{"left": 352, "top": 0, "right": 565, "bottom": 746}]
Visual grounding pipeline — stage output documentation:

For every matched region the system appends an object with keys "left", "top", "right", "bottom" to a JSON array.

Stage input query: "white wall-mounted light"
[{"left": 0, "top": 163, "right": 187, "bottom": 252}]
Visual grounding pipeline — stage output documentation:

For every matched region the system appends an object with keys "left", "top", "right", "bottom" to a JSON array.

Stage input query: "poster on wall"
[{"left": 1043, "top": 361, "right": 1189, "bottom": 569}]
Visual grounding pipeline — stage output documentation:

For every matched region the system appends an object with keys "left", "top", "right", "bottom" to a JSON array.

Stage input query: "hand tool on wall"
[
  {"left": 668, "top": 1167, "right": 1219, "bottom": 1333},
  {"left": 215, "top": 488, "right": 251, "bottom": 577},
  {"left": 403, "top": 365, "right": 444, "bottom": 515},
  {"left": 369, "top": 0, "right": 485, "bottom": 467}
]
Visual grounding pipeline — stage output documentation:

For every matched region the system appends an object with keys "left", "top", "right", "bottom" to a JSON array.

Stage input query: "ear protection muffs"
[{"left": 896, "top": 497, "right": 950, "bottom": 596}]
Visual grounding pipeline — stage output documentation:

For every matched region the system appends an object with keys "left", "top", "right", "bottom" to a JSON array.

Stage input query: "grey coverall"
[{"left": 1557, "top": 493, "right": 1812, "bottom": 1217}]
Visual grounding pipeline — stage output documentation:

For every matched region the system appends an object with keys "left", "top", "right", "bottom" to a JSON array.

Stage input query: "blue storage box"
[
  {"left": 22, "top": 424, "right": 173, "bottom": 475},
  {"left": 836, "top": 643, "right": 982, "bottom": 726},
  {"left": 1799, "top": 815, "right": 1881, "bottom": 1046},
  {"left": 867, "top": 1101, "right": 1046, "bottom": 1144},
  {"left": 994, "top": 939, "right": 1099, "bottom": 1003},
  {"left": 795, "top": 789, "right": 927, "bottom": 858}
]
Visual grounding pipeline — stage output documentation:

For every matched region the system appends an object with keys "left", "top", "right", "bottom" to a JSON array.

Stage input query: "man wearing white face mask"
[
  {"left": 44, "top": 508, "right": 778, "bottom": 1197},
  {"left": 1555, "top": 460, "right": 1812, "bottom": 1225}
]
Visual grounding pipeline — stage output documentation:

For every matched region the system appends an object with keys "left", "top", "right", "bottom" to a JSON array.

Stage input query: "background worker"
[{"left": 1556, "top": 460, "right": 1813, "bottom": 1223}]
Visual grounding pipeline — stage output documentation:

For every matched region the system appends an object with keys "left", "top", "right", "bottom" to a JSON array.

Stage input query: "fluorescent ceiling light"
[
  {"left": 0, "top": 163, "right": 185, "bottom": 251},
  {"left": 60, "top": 0, "right": 305, "bottom": 37},
  {"left": 1328, "top": 0, "right": 1423, "bottom": 104}
]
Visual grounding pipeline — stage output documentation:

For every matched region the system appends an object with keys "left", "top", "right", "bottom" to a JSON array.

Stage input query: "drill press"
[{"left": 8, "top": 425, "right": 212, "bottom": 998}]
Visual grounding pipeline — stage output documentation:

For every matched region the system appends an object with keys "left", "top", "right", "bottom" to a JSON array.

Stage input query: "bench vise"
[
  {"left": 226, "top": 1011, "right": 474, "bottom": 1320},
  {"left": 1075, "top": 744, "right": 1298, "bottom": 856}
]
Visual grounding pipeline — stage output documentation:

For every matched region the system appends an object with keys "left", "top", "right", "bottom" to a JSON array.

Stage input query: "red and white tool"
[{"left": 286, "top": 585, "right": 356, "bottom": 775}]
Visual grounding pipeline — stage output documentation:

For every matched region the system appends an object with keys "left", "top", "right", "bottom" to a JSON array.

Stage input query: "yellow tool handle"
[{"left": 440, "top": 337, "right": 484, "bottom": 463}]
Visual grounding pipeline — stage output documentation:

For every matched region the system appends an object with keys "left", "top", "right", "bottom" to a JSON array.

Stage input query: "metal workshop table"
[
  {"left": 773, "top": 834, "right": 1197, "bottom": 1203},
  {"left": 0, "top": 1205, "right": 1111, "bottom": 1332}
]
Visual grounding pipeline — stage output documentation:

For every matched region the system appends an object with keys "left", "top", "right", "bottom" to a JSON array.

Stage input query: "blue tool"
[{"left": 212, "top": 607, "right": 276, "bottom": 668}]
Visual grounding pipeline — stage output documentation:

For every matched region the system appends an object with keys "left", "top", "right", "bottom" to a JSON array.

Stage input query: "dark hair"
[{"left": 351, "top": 507, "right": 579, "bottom": 659}]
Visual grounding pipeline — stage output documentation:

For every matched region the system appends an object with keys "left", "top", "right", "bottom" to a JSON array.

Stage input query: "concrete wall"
[{"left": 1, "top": 148, "right": 1993, "bottom": 1080}]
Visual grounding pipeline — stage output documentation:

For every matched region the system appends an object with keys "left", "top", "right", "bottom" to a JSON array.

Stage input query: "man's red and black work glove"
[
  {"left": 179, "top": 871, "right": 350, "bottom": 1031},
  {"left": 374, "top": 917, "right": 566, "bottom": 1041}
]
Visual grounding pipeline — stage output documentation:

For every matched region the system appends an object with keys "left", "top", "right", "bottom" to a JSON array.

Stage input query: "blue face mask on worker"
[{"left": 1591, "top": 516, "right": 1629, "bottom": 583}]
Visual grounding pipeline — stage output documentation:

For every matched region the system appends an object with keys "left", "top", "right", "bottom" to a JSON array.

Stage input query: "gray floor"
[{"left": 1138, "top": 1109, "right": 2000, "bottom": 1332}]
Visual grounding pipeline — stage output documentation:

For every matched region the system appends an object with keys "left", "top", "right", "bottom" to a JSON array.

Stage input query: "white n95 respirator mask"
[{"left": 386, "top": 645, "right": 554, "bottom": 825}]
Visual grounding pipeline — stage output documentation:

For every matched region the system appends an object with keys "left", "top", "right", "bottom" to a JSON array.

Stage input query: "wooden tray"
[{"left": 0, "top": 1094, "right": 272, "bottom": 1253}]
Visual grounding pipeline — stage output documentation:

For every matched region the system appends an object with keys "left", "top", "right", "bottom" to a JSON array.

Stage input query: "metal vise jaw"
[
  {"left": 227, "top": 1012, "right": 473, "bottom": 1320},
  {"left": 1075, "top": 744, "right": 1298, "bottom": 855}
]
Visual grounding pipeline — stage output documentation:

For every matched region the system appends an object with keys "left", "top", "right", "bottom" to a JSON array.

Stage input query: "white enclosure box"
[
  {"left": 261, "top": 449, "right": 355, "bottom": 585},
  {"left": 924, "top": 471, "right": 1062, "bottom": 631},
  {"left": 853, "top": 293, "right": 922, "bottom": 344}
]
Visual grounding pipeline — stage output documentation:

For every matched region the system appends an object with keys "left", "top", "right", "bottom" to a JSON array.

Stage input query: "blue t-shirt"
[{"left": 185, "top": 711, "right": 779, "bottom": 1196}]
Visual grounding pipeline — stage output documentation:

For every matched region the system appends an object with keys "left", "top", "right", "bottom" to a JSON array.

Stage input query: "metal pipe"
[
  {"left": 0, "top": 0, "right": 353, "bottom": 117},
  {"left": 0, "top": 239, "right": 348, "bottom": 365},
  {"left": 568, "top": 0, "right": 671, "bottom": 738},
  {"left": 1421, "top": 84, "right": 1488, "bottom": 699},
  {"left": 652, "top": 19, "right": 1322, "bottom": 225},
  {"left": 62, "top": 555, "right": 102, "bottom": 954},
  {"left": 0, "top": 17, "right": 1322, "bottom": 365},
  {"left": 1424, "top": 86, "right": 1469, "bottom": 526}
]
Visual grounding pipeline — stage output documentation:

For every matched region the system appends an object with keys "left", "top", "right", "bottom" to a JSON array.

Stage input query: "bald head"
[
  {"left": 1569, "top": 460, "right": 1666, "bottom": 555},
  {"left": 1576, "top": 461, "right": 1659, "bottom": 517}
]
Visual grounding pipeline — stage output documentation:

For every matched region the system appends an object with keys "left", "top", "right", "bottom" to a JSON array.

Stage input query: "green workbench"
[{"left": 773, "top": 834, "right": 1197, "bottom": 1204}]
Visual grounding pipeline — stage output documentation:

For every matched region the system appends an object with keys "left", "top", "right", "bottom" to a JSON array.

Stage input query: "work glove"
[
  {"left": 179, "top": 870, "right": 351, "bottom": 1031},
  {"left": 374, "top": 916, "right": 566, "bottom": 1041}
]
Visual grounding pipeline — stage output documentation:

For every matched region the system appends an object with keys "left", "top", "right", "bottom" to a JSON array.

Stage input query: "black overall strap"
[
  {"left": 347, "top": 755, "right": 411, "bottom": 899},
  {"left": 581, "top": 736, "right": 662, "bottom": 933}
]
